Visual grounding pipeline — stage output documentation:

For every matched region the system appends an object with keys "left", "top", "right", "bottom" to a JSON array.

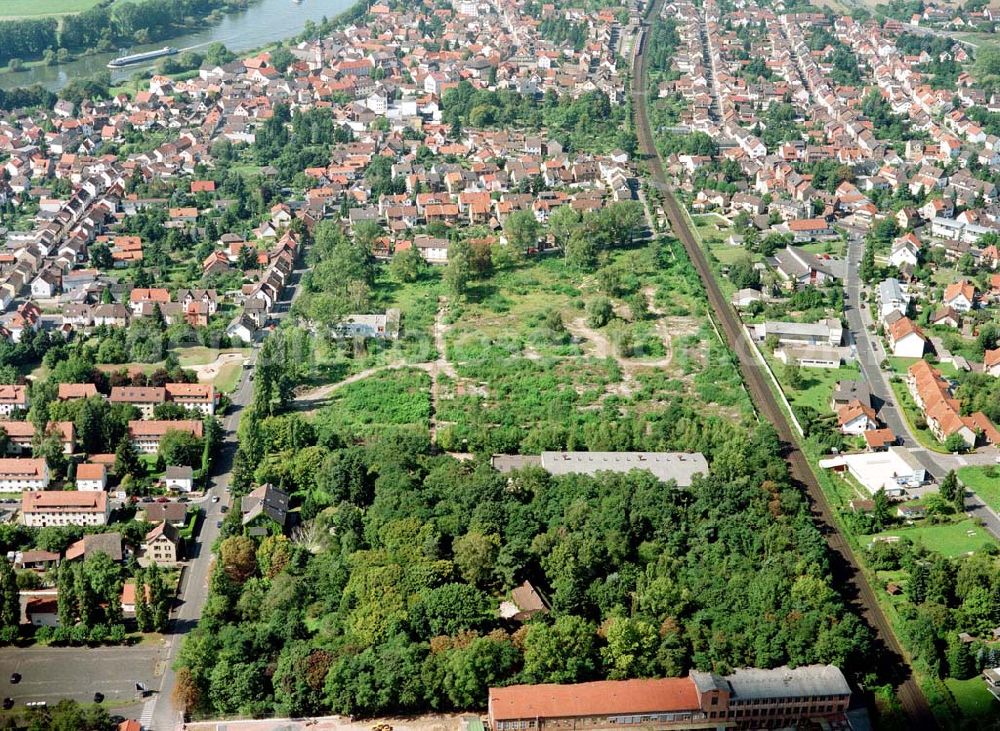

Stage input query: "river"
[{"left": 0, "top": 0, "right": 356, "bottom": 92}]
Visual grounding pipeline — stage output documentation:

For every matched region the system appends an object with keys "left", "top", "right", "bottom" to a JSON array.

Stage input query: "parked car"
[{"left": 10, "top": 673, "right": 20, "bottom": 684}]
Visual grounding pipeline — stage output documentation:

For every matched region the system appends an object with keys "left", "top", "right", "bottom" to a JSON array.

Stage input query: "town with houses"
[{"left": 0, "top": 0, "right": 995, "bottom": 728}]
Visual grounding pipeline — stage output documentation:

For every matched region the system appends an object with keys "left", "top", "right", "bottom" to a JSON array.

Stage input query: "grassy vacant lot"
[
  {"left": 957, "top": 466, "right": 1000, "bottom": 514},
  {"left": 864, "top": 518, "right": 997, "bottom": 559},
  {"left": 316, "top": 367, "right": 432, "bottom": 437},
  {"left": 0, "top": 0, "right": 104, "bottom": 18},
  {"left": 945, "top": 678, "right": 1000, "bottom": 719},
  {"left": 785, "top": 363, "right": 861, "bottom": 413}
]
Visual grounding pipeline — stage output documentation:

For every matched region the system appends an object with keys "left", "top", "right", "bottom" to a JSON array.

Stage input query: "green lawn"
[
  {"left": 957, "top": 466, "right": 1000, "bottom": 514},
  {"left": 945, "top": 677, "right": 999, "bottom": 719},
  {"left": 888, "top": 357, "right": 960, "bottom": 378},
  {"left": 785, "top": 364, "right": 861, "bottom": 413},
  {"left": 174, "top": 346, "right": 249, "bottom": 367},
  {"left": 864, "top": 518, "right": 997, "bottom": 559},
  {"left": 0, "top": 0, "right": 105, "bottom": 17},
  {"left": 213, "top": 362, "right": 243, "bottom": 393}
]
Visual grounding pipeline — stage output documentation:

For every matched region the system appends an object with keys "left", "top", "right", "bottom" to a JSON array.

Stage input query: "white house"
[
  {"left": 878, "top": 278, "right": 910, "bottom": 322},
  {"left": 75, "top": 463, "right": 107, "bottom": 492},
  {"left": 838, "top": 400, "right": 878, "bottom": 435},
  {"left": 0, "top": 459, "right": 49, "bottom": 492},
  {"left": 164, "top": 465, "right": 195, "bottom": 493},
  {"left": 943, "top": 280, "right": 976, "bottom": 312},
  {"left": 21, "top": 490, "right": 109, "bottom": 527},
  {"left": 887, "top": 317, "right": 927, "bottom": 358}
]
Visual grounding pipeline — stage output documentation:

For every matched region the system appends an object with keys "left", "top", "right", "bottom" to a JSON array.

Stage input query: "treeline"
[
  {"left": 0, "top": 85, "right": 56, "bottom": 112},
  {"left": 0, "top": 0, "right": 246, "bottom": 66},
  {"left": 0, "top": 18, "right": 57, "bottom": 66},
  {"left": 175, "top": 422, "right": 871, "bottom": 719}
]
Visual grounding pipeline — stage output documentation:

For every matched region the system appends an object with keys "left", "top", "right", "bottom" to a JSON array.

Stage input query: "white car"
[{"left": 211, "top": 495, "right": 220, "bottom": 503}]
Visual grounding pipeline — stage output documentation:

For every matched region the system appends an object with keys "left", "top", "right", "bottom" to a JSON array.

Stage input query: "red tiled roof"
[{"left": 489, "top": 678, "right": 700, "bottom": 721}]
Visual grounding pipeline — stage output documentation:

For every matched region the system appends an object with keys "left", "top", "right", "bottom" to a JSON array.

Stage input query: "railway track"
[{"left": 631, "top": 3, "right": 937, "bottom": 728}]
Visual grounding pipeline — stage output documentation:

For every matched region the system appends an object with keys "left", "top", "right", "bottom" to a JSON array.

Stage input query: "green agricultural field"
[
  {"left": 0, "top": 0, "right": 106, "bottom": 18},
  {"left": 864, "top": 518, "right": 997, "bottom": 559},
  {"left": 957, "top": 466, "right": 1000, "bottom": 514}
]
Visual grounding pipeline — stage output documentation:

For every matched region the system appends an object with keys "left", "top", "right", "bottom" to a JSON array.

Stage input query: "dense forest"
[{"left": 175, "top": 417, "right": 872, "bottom": 719}]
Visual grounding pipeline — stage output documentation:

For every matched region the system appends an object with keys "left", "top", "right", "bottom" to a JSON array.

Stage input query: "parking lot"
[{"left": 0, "top": 643, "right": 164, "bottom": 713}]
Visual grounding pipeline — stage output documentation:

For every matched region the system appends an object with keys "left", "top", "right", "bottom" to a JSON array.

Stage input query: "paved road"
[{"left": 843, "top": 235, "right": 1000, "bottom": 539}]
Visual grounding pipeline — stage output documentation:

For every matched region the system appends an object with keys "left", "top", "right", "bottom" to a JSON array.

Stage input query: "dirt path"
[{"left": 565, "top": 295, "right": 673, "bottom": 371}]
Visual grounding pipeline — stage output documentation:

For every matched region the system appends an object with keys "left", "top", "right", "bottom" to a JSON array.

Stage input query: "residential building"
[
  {"left": 141, "top": 502, "right": 188, "bottom": 527},
  {"left": 21, "top": 490, "right": 109, "bottom": 527},
  {"left": 111, "top": 386, "right": 166, "bottom": 418},
  {"left": 886, "top": 317, "right": 927, "bottom": 358},
  {"left": 986, "top": 348, "right": 1000, "bottom": 377},
  {"left": 838, "top": 400, "right": 878, "bottom": 435},
  {"left": 771, "top": 246, "right": 842, "bottom": 287},
  {"left": 943, "top": 279, "right": 976, "bottom": 312},
  {"left": 877, "top": 278, "right": 910, "bottom": 322},
  {"left": 0, "top": 385, "right": 28, "bottom": 416},
  {"left": 65, "top": 532, "right": 122, "bottom": 562},
  {"left": 75, "top": 463, "right": 108, "bottom": 491},
  {"left": 144, "top": 522, "right": 180, "bottom": 565},
  {"left": 241, "top": 483, "right": 291, "bottom": 529},
  {"left": 163, "top": 383, "right": 216, "bottom": 416},
  {"left": 164, "top": 465, "right": 194, "bottom": 493},
  {"left": 128, "top": 420, "right": 204, "bottom": 454},
  {"left": 0, "top": 458, "right": 49, "bottom": 491}
]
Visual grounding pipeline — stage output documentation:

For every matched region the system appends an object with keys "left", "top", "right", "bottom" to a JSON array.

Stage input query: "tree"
[
  {"left": 944, "top": 434, "right": 968, "bottom": 455},
  {"left": 860, "top": 239, "right": 877, "bottom": 283},
  {"left": 452, "top": 531, "right": 499, "bottom": 589},
  {"left": 872, "top": 488, "right": 892, "bottom": 531},
  {"left": 159, "top": 429, "right": 203, "bottom": 467},
  {"left": 0, "top": 557, "right": 19, "bottom": 635},
  {"left": 134, "top": 574, "right": 151, "bottom": 633},
  {"left": 219, "top": 536, "right": 257, "bottom": 584},
  {"left": 115, "top": 436, "right": 143, "bottom": 479},
  {"left": 173, "top": 666, "right": 202, "bottom": 715},
  {"left": 147, "top": 562, "right": 169, "bottom": 632},
  {"left": 444, "top": 240, "right": 473, "bottom": 299},
  {"left": 601, "top": 616, "right": 658, "bottom": 679},
  {"left": 57, "top": 562, "right": 76, "bottom": 627},
  {"left": 784, "top": 361, "right": 804, "bottom": 390},
  {"left": 939, "top": 470, "right": 959, "bottom": 503},
  {"left": 389, "top": 247, "right": 425, "bottom": 283},
  {"left": 522, "top": 615, "right": 598, "bottom": 683},
  {"left": 503, "top": 209, "right": 540, "bottom": 253},
  {"left": 549, "top": 205, "right": 582, "bottom": 250},
  {"left": 586, "top": 297, "right": 613, "bottom": 328}
]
